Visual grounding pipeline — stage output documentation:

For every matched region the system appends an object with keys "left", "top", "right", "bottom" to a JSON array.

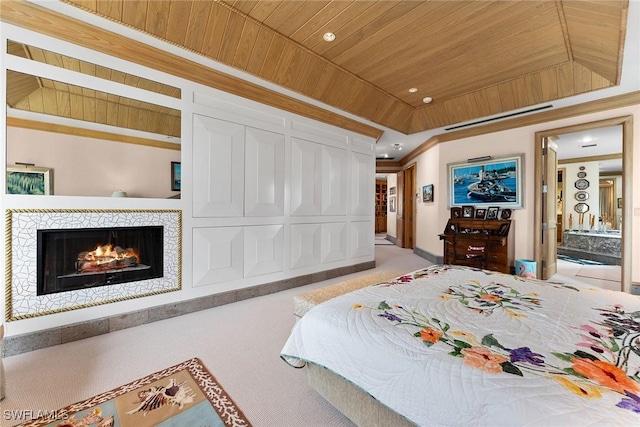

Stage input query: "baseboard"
[
  {"left": 1, "top": 261, "right": 375, "bottom": 357},
  {"left": 386, "top": 234, "right": 397, "bottom": 244},
  {"left": 413, "top": 246, "right": 443, "bottom": 264}
]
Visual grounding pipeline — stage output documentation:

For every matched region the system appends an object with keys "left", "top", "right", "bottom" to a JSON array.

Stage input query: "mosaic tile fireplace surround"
[{"left": 5, "top": 209, "right": 181, "bottom": 321}]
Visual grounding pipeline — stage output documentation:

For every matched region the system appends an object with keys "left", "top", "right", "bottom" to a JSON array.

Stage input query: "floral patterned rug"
[{"left": 16, "top": 358, "right": 252, "bottom": 427}]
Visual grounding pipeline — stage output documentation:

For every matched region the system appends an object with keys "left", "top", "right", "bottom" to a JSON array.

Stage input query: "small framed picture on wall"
[
  {"left": 462, "top": 205, "right": 474, "bottom": 218},
  {"left": 422, "top": 184, "right": 434, "bottom": 202}
]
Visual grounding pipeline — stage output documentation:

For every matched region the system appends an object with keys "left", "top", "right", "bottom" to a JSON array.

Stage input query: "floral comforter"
[{"left": 280, "top": 265, "right": 640, "bottom": 426}]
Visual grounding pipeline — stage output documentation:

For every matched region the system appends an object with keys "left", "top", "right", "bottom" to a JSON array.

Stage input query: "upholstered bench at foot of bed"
[{"left": 293, "top": 270, "right": 403, "bottom": 318}]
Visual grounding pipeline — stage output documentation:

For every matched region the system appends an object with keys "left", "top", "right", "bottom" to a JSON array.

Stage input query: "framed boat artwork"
[{"left": 447, "top": 154, "right": 523, "bottom": 208}]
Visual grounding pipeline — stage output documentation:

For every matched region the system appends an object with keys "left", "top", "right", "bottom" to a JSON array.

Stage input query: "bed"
[{"left": 280, "top": 265, "right": 640, "bottom": 426}]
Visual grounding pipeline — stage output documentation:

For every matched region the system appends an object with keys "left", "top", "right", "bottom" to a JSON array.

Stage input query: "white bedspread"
[{"left": 281, "top": 265, "right": 640, "bottom": 426}]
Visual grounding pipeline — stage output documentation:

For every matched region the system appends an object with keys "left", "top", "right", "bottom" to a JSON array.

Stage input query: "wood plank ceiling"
[
  {"left": 6, "top": 41, "right": 182, "bottom": 137},
  {"left": 54, "top": 1, "right": 629, "bottom": 134}
]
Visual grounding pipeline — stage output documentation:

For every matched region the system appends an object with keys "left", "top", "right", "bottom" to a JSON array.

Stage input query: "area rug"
[{"left": 16, "top": 358, "right": 251, "bottom": 427}]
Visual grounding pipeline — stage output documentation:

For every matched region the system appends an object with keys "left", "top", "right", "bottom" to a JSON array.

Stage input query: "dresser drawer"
[
  {"left": 486, "top": 251, "right": 507, "bottom": 264},
  {"left": 487, "top": 262, "right": 510, "bottom": 274}
]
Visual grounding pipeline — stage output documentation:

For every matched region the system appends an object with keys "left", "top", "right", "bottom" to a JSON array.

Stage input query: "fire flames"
[{"left": 77, "top": 244, "right": 139, "bottom": 273}]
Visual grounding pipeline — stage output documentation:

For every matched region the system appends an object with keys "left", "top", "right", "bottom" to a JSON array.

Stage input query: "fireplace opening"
[{"left": 37, "top": 226, "right": 164, "bottom": 295}]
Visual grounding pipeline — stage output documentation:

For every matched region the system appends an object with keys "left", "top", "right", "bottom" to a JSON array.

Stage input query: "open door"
[
  {"left": 541, "top": 138, "right": 558, "bottom": 279},
  {"left": 403, "top": 164, "right": 415, "bottom": 249},
  {"left": 395, "top": 170, "right": 405, "bottom": 247}
]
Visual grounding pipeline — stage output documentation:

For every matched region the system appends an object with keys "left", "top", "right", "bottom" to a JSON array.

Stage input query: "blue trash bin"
[{"left": 515, "top": 259, "right": 537, "bottom": 279}]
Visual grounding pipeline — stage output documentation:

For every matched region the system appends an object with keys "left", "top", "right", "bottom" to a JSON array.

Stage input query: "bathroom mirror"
[{"left": 6, "top": 41, "right": 182, "bottom": 199}]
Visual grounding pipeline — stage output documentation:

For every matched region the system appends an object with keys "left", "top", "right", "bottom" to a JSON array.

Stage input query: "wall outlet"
[{"left": 635, "top": 208, "right": 640, "bottom": 216}]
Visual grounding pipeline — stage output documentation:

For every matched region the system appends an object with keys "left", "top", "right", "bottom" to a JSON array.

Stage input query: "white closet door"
[
  {"left": 290, "top": 137, "right": 322, "bottom": 216},
  {"left": 350, "top": 151, "right": 374, "bottom": 216},
  {"left": 322, "top": 145, "right": 348, "bottom": 215},
  {"left": 193, "top": 115, "right": 245, "bottom": 217},
  {"left": 244, "top": 127, "right": 285, "bottom": 217}
]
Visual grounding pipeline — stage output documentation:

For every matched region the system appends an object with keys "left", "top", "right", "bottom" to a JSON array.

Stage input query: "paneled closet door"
[
  {"left": 244, "top": 127, "right": 285, "bottom": 217},
  {"left": 322, "top": 145, "right": 348, "bottom": 215},
  {"left": 290, "top": 137, "right": 322, "bottom": 216},
  {"left": 193, "top": 115, "right": 245, "bottom": 217},
  {"left": 351, "top": 151, "right": 374, "bottom": 216}
]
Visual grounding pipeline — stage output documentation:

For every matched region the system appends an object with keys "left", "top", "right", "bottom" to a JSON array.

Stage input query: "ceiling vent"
[{"left": 444, "top": 105, "right": 553, "bottom": 131}]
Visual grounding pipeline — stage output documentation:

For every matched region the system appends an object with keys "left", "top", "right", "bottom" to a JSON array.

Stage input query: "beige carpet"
[
  {"left": 0, "top": 245, "right": 431, "bottom": 427},
  {"left": 576, "top": 265, "right": 622, "bottom": 282}
]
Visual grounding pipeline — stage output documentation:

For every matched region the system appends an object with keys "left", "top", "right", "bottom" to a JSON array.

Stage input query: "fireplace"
[{"left": 37, "top": 226, "right": 164, "bottom": 295}]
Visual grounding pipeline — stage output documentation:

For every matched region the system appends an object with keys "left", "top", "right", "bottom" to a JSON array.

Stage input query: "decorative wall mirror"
[
  {"left": 574, "top": 191, "right": 589, "bottom": 201},
  {"left": 5, "top": 40, "right": 182, "bottom": 199},
  {"left": 574, "top": 202, "right": 589, "bottom": 213}
]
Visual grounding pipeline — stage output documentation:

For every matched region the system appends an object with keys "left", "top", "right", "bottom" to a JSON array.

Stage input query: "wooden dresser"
[{"left": 439, "top": 218, "right": 514, "bottom": 274}]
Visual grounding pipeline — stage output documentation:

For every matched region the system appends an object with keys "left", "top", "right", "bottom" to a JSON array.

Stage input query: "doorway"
[
  {"left": 395, "top": 164, "right": 416, "bottom": 249},
  {"left": 534, "top": 116, "right": 633, "bottom": 293}
]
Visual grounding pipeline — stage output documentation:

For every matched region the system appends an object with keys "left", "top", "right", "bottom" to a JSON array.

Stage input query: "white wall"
[
  {"left": 0, "top": 22, "right": 376, "bottom": 336},
  {"left": 413, "top": 104, "right": 640, "bottom": 283},
  {"left": 7, "top": 127, "right": 180, "bottom": 198},
  {"left": 561, "top": 161, "right": 600, "bottom": 230}
]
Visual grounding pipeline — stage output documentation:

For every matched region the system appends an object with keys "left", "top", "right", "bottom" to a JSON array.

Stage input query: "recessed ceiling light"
[
  {"left": 323, "top": 32, "right": 336, "bottom": 42},
  {"left": 423, "top": 96, "right": 433, "bottom": 104},
  {"left": 384, "top": 153, "right": 389, "bottom": 158},
  {"left": 409, "top": 87, "right": 418, "bottom": 93}
]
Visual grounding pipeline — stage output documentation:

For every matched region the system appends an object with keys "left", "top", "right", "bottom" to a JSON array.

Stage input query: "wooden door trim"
[{"left": 534, "top": 115, "right": 633, "bottom": 292}]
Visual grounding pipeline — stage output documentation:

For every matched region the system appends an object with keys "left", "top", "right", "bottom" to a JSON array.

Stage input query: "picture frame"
[
  {"left": 500, "top": 208, "right": 512, "bottom": 220},
  {"left": 447, "top": 154, "right": 524, "bottom": 208},
  {"left": 171, "top": 161, "right": 181, "bottom": 191},
  {"left": 618, "top": 197, "right": 622, "bottom": 209},
  {"left": 6, "top": 165, "right": 52, "bottom": 195},
  {"left": 474, "top": 208, "right": 487, "bottom": 219},
  {"left": 389, "top": 186, "right": 396, "bottom": 196},
  {"left": 422, "top": 184, "right": 434, "bottom": 202},
  {"left": 444, "top": 219, "right": 457, "bottom": 234},
  {"left": 451, "top": 207, "right": 462, "bottom": 218},
  {"left": 389, "top": 196, "right": 396, "bottom": 212},
  {"left": 486, "top": 206, "right": 499, "bottom": 220},
  {"left": 461, "top": 205, "right": 474, "bottom": 218},
  {"left": 498, "top": 222, "right": 511, "bottom": 236}
]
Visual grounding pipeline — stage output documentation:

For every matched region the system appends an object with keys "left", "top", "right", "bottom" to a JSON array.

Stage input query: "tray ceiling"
[{"left": 57, "top": 0, "right": 627, "bottom": 135}]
